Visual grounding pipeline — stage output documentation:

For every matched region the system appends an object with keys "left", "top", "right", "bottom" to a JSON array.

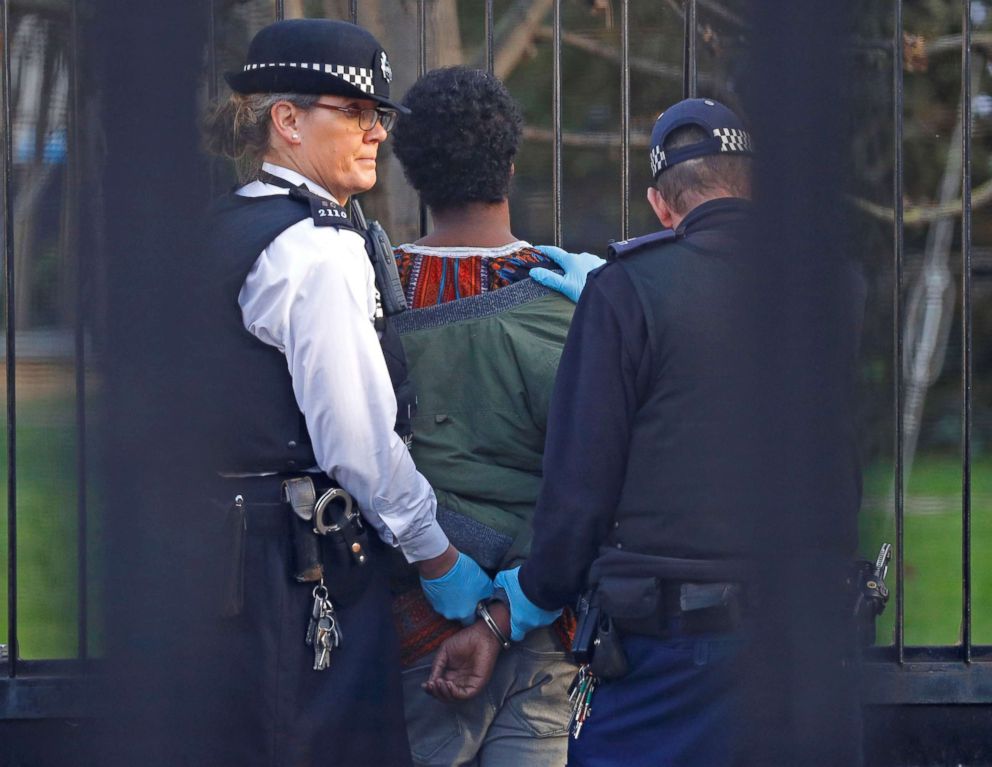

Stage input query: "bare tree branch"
[
  {"left": 850, "top": 176, "right": 992, "bottom": 225},
  {"left": 523, "top": 125, "right": 650, "bottom": 148},
  {"left": 927, "top": 31, "right": 992, "bottom": 56},
  {"left": 533, "top": 26, "right": 687, "bottom": 81},
  {"left": 663, "top": 0, "right": 684, "bottom": 20},
  {"left": 489, "top": 0, "right": 556, "bottom": 81},
  {"left": 697, "top": 0, "right": 746, "bottom": 29}
]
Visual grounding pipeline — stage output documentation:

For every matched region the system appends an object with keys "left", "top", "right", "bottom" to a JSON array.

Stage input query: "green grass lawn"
[
  {"left": 860, "top": 456, "right": 992, "bottom": 646},
  {"left": 0, "top": 394, "right": 102, "bottom": 660},
  {"left": 0, "top": 392, "right": 988, "bottom": 657}
]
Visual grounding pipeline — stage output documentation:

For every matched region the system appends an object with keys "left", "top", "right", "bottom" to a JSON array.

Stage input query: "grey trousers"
[{"left": 402, "top": 627, "right": 576, "bottom": 767}]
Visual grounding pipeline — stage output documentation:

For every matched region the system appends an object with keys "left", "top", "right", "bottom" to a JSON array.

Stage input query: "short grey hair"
[{"left": 654, "top": 125, "right": 752, "bottom": 215}]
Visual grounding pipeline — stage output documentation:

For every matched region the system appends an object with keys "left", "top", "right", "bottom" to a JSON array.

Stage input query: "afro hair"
[{"left": 392, "top": 67, "right": 523, "bottom": 211}]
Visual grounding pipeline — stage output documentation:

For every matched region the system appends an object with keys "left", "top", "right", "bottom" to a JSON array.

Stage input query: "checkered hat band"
[
  {"left": 650, "top": 146, "right": 666, "bottom": 177},
  {"left": 713, "top": 128, "right": 752, "bottom": 154},
  {"left": 651, "top": 130, "right": 753, "bottom": 177},
  {"left": 242, "top": 62, "right": 376, "bottom": 95}
]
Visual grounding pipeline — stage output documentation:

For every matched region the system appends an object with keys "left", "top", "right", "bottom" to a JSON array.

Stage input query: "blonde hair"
[{"left": 203, "top": 91, "right": 319, "bottom": 182}]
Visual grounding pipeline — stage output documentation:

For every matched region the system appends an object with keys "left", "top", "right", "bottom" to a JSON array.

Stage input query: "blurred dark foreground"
[{"left": 0, "top": 2, "right": 984, "bottom": 766}]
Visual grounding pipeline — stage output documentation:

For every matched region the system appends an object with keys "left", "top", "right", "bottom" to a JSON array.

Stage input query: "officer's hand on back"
[
  {"left": 420, "top": 549, "right": 494, "bottom": 625},
  {"left": 530, "top": 245, "right": 606, "bottom": 303},
  {"left": 493, "top": 566, "right": 562, "bottom": 641}
]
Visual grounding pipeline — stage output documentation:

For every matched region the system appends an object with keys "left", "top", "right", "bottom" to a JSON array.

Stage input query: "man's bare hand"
[{"left": 423, "top": 620, "right": 501, "bottom": 702}]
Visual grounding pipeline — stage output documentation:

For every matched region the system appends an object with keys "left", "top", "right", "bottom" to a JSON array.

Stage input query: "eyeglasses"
[{"left": 312, "top": 103, "right": 398, "bottom": 132}]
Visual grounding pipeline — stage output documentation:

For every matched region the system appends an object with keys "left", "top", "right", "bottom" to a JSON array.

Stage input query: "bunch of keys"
[
  {"left": 567, "top": 664, "right": 598, "bottom": 739},
  {"left": 305, "top": 580, "right": 342, "bottom": 671}
]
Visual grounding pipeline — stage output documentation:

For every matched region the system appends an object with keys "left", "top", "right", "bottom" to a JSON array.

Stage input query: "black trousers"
[{"left": 193, "top": 476, "right": 413, "bottom": 767}]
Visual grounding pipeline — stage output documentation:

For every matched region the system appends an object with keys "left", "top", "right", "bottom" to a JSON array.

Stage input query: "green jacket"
[{"left": 392, "top": 279, "right": 574, "bottom": 570}]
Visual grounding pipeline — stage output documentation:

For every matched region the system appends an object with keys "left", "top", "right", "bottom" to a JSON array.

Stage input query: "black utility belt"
[
  {"left": 572, "top": 577, "right": 745, "bottom": 681},
  {"left": 614, "top": 579, "right": 744, "bottom": 638},
  {"left": 592, "top": 576, "right": 745, "bottom": 640}
]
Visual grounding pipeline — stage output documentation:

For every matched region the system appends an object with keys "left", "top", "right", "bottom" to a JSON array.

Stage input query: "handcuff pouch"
[
  {"left": 282, "top": 478, "right": 375, "bottom": 606},
  {"left": 572, "top": 586, "right": 631, "bottom": 681},
  {"left": 283, "top": 477, "right": 324, "bottom": 583}
]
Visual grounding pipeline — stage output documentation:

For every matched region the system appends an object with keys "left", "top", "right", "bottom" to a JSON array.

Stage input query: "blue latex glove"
[
  {"left": 493, "top": 567, "right": 562, "bottom": 642},
  {"left": 421, "top": 552, "right": 494, "bottom": 625},
  {"left": 530, "top": 245, "right": 607, "bottom": 303}
]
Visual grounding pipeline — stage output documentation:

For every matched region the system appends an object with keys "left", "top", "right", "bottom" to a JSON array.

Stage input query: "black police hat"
[
  {"left": 649, "top": 98, "right": 752, "bottom": 179},
  {"left": 225, "top": 19, "right": 409, "bottom": 114}
]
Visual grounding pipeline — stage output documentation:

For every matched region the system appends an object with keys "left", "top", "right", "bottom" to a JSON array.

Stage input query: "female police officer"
[{"left": 201, "top": 19, "right": 492, "bottom": 766}]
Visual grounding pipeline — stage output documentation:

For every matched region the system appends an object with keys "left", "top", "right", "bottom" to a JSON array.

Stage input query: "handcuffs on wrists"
[{"left": 476, "top": 591, "right": 511, "bottom": 650}]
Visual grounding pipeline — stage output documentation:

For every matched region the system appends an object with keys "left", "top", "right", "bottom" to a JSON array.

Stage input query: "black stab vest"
[
  {"left": 606, "top": 228, "right": 760, "bottom": 562},
  {"left": 200, "top": 191, "right": 415, "bottom": 474},
  {"left": 596, "top": 201, "right": 863, "bottom": 579}
]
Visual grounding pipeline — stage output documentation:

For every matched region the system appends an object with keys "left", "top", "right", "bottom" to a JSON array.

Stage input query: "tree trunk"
[{"left": 354, "top": 0, "right": 463, "bottom": 244}]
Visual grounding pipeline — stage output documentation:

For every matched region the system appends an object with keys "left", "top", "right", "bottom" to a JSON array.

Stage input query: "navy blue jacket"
[{"left": 519, "top": 198, "right": 865, "bottom": 610}]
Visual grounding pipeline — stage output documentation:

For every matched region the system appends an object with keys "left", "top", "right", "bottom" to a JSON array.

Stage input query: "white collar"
[
  {"left": 394, "top": 241, "right": 533, "bottom": 259},
  {"left": 260, "top": 162, "right": 340, "bottom": 205}
]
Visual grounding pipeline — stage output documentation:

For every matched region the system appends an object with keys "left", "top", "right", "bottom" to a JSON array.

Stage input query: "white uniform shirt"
[{"left": 236, "top": 162, "right": 448, "bottom": 563}]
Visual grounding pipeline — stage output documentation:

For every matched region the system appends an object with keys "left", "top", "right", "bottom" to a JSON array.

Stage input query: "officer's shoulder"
[
  {"left": 211, "top": 190, "right": 304, "bottom": 227},
  {"left": 240, "top": 186, "right": 362, "bottom": 234},
  {"left": 606, "top": 229, "right": 678, "bottom": 261},
  {"left": 582, "top": 256, "right": 640, "bottom": 303},
  {"left": 265, "top": 214, "right": 366, "bottom": 269}
]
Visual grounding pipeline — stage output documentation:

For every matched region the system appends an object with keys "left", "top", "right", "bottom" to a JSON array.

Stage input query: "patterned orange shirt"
[{"left": 394, "top": 240, "right": 549, "bottom": 309}]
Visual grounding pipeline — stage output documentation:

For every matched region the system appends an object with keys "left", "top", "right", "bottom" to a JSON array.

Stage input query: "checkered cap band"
[
  {"left": 650, "top": 146, "right": 666, "bottom": 176},
  {"left": 714, "top": 127, "right": 752, "bottom": 154},
  {"left": 242, "top": 62, "right": 375, "bottom": 95}
]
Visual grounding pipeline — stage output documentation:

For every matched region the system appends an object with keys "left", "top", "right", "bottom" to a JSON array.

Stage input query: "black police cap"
[
  {"left": 649, "top": 98, "right": 752, "bottom": 179},
  {"left": 225, "top": 19, "right": 409, "bottom": 114}
]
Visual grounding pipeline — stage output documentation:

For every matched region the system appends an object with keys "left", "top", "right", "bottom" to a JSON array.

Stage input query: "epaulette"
[
  {"left": 606, "top": 229, "right": 678, "bottom": 261},
  {"left": 257, "top": 171, "right": 361, "bottom": 232},
  {"left": 286, "top": 186, "right": 359, "bottom": 231}
]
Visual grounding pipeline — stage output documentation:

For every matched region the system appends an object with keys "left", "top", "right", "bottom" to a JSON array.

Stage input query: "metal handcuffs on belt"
[
  {"left": 313, "top": 487, "right": 366, "bottom": 563},
  {"left": 283, "top": 477, "right": 368, "bottom": 580}
]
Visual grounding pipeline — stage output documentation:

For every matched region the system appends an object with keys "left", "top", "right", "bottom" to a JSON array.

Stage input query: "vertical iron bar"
[
  {"left": 893, "top": 0, "right": 905, "bottom": 664},
  {"left": 552, "top": 0, "right": 562, "bottom": 246},
  {"left": 485, "top": 0, "right": 494, "bottom": 75},
  {"left": 620, "top": 0, "right": 629, "bottom": 240},
  {"left": 350, "top": 0, "right": 358, "bottom": 23},
  {"left": 418, "top": 0, "right": 427, "bottom": 75},
  {"left": 2, "top": 0, "right": 16, "bottom": 678},
  {"left": 69, "top": 0, "right": 88, "bottom": 660},
  {"left": 683, "top": 0, "right": 697, "bottom": 98},
  {"left": 418, "top": 0, "right": 428, "bottom": 237},
  {"left": 960, "top": 0, "right": 973, "bottom": 663},
  {"left": 276, "top": 0, "right": 285, "bottom": 21}
]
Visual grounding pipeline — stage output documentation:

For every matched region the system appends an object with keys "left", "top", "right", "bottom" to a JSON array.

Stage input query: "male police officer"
[{"left": 426, "top": 98, "right": 760, "bottom": 765}]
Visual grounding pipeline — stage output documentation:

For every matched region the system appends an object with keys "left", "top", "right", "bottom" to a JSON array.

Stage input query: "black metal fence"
[
  {"left": 864, "top": 0, "right": 991, "bottom": 707},
  {"left": 0, "top": 0, "right": 989, "bottom": 748}
]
